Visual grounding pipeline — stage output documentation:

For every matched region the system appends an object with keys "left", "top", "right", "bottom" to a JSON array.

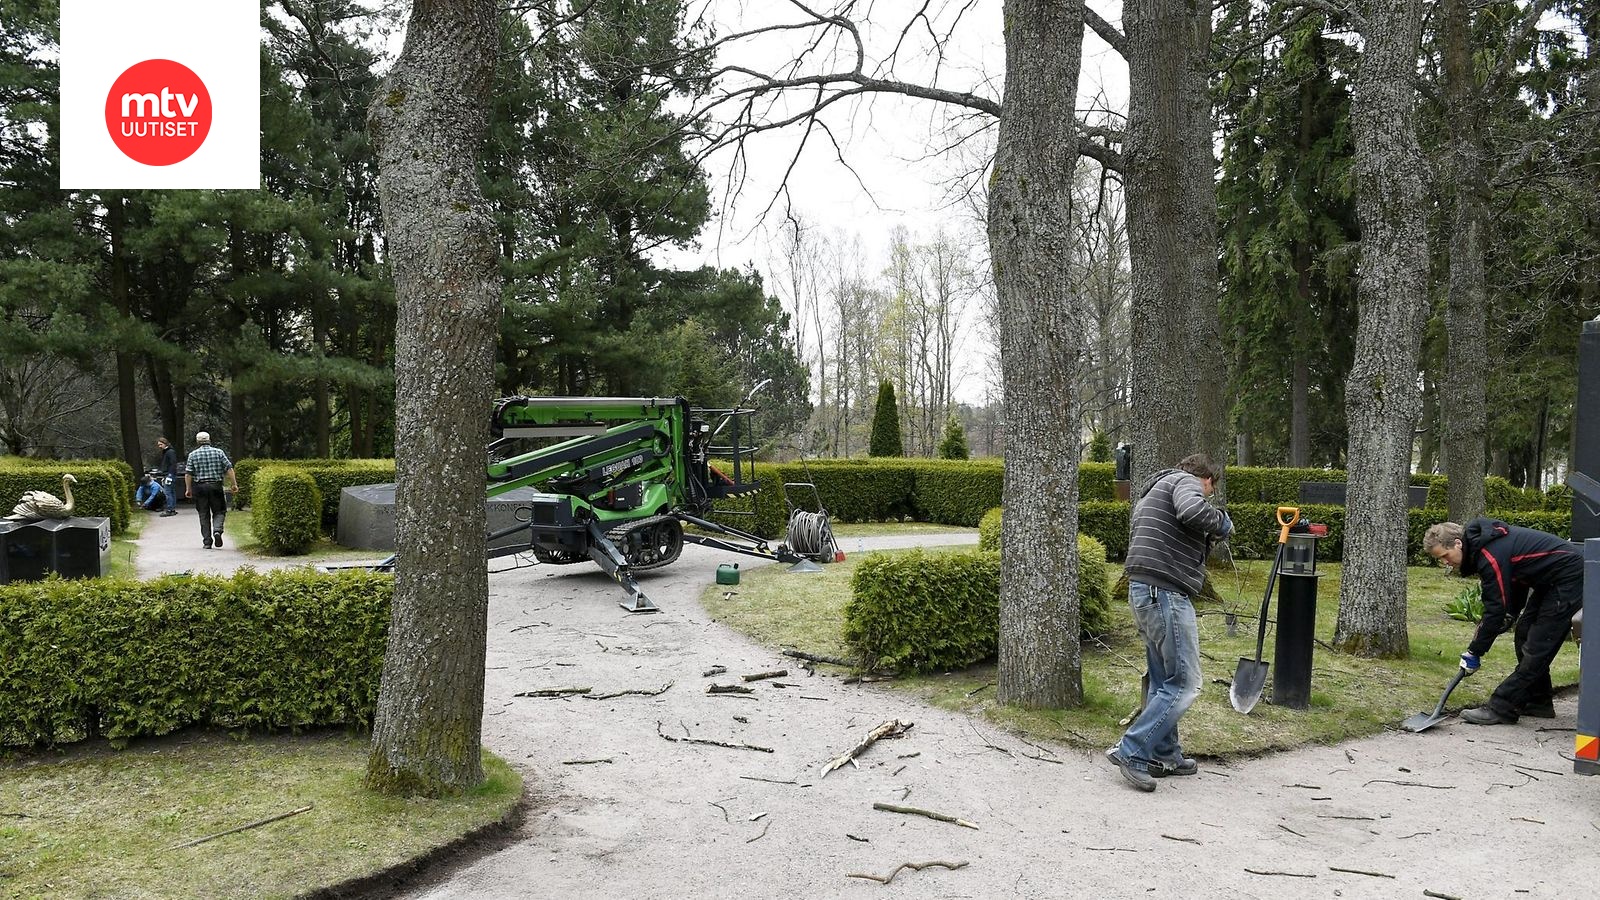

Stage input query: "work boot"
[
  {"left": 1150, "top": 756, "right": 1199, "bottom": 777},
  {"left": 1106, "top": 747, "right": 1156, "bottom": 792},
  {"left": 1521, "top": 700, "right": 1556, "bottom": 719},
  {"left": 1461, "top": 705, "right": 1516, "bottom": 725},
  {"left": 213, "top": 532, "right": 223, "bottom": 548}
]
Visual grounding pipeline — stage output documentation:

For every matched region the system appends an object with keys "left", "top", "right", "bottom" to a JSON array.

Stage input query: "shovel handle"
[
  {"left": 1431, "top": 667, "right": 1469, "bottom": 718},
  {"left": 1276, "top": 506, "right": 1300, "bottom": 543}
]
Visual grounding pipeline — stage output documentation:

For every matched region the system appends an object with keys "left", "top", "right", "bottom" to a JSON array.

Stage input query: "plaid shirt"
[{"left": 186, "top": 445, "right": 233, "bottom": 483}]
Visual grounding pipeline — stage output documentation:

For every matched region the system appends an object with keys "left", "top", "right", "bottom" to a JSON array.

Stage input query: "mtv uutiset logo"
[
  {"left": 105, "top": 60, "right": 213, "bottom": 166},
  {"left": 60, "top": 1, "right": 258, "bottom": 189}
]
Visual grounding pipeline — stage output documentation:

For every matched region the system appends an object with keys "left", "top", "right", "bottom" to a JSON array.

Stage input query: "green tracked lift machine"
[{"left": 481, "top": 394, "right": 837, "bottom": 612}]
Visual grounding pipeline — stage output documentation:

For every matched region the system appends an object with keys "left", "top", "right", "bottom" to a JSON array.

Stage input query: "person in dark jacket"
[
  {"left": 1108, "top": 453, "right": 1234, "bottom": 791},
  {"left": 1424, "top": 519, "right": 1583, "bottom": 724},
  {"left": 154, "top": 436, "right": 178, "bottom": 516}
]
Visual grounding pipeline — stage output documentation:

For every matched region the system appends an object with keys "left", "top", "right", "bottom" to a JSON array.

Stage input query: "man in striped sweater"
[{"left": 1107, "top": 453, "right": 1233, "bottom": 792}]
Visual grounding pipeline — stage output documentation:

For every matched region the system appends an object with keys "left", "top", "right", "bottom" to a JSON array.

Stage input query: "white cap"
[{"left": 195, "top": 431, "right": 211, "bottom": 444}]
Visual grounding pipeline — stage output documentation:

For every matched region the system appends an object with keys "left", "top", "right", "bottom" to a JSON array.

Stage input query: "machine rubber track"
[{"left": 607, "top": 514, "right": 684, "bottom": 571}]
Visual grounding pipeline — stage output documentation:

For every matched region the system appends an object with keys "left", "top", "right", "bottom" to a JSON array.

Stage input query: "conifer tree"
[{"left": 869, "top": 380, "right": 903, "bottom": 457}]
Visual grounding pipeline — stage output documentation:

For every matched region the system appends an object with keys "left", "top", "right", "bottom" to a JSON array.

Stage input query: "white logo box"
[{"left": 60, "top": 0, "right": 260, "bottom": 189}]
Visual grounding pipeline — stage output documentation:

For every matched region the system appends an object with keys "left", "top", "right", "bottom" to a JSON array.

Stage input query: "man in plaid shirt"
[{"left": 184, "top": 431, "right": 238, "bottom": 549}]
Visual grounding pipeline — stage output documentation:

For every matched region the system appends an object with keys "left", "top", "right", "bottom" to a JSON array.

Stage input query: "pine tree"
[
  {"left": 868, "top": 380, "right": 903, "bottom": 457},
  {"left": 937, "top": 415, "right": 969, "bottom": 460}
]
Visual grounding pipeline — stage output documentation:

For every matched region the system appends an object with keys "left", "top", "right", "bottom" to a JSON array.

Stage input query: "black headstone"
[{"left": 0, "top": 516, "right": 109, "bottom": 582}]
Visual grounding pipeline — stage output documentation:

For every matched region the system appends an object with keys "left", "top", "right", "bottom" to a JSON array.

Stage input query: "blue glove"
[
  {"left": 1219, "top": 510, "right": 1234, "bottom": 539},
  {"left": 1459, "top": 652, "right": 1480, "bottom": 674}
]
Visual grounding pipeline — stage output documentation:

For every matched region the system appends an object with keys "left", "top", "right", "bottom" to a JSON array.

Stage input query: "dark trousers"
[
  {"left": 194, "top": 482, "right": 228, "bottom": 545},
  {"left": 1490, "top": 580, "right": 1582, "bottom": 716}
]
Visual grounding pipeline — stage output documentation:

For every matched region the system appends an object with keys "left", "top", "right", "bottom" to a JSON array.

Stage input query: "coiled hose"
[{"left": 787, "top": 509, "right": 836, "bottom": 559}]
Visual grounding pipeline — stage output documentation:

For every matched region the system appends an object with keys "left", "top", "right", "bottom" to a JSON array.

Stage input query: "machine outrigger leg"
[{"left": 581, "top": 519, "right": 659, "bottom": 613}]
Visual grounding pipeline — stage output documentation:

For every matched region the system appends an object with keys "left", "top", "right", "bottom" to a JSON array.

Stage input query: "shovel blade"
[
  {"left": 1401, "top": 711, "right": 1446, "bottom": 733},
  {"left": 1230, "top": 658, "right": 1270, "bottom": 714}
]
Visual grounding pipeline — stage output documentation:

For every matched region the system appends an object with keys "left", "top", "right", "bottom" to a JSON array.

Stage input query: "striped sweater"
[{"left": 1124, "top": 468, "right": 1230, "bottom": 596}]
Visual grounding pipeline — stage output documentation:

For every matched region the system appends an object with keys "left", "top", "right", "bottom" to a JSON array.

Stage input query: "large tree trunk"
[
  {"left": 107, "top": 195, "right": 143, "bottom": 475},
  {"left": 1126, "top": 0, "right": 1227, "bottom": 483},
  {"left": 365, "top": 0, "right": 500, "bottom": 797},
  {"left": 1334, "top": 0, "right": 1428, "bottom": 657},
  {"left": 1440, "top": 0, "right": 1489, "bottom": 523},
  {"left": 988, "top": 0, "right": 1085, "bottom": 709}
]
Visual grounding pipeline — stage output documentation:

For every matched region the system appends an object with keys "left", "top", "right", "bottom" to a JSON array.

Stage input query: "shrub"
[
  {"left": 1080, "top": 462, "right": 1115, "bottom": 501},
  {"left": 910, "top": 459, "right": 1004, "bottom": 527},
  {"left": 868, "top": 381, "right": 903, "bottom": 457},
  {"left": 1087, "top": 431, "right": 1112, "bottom": 463},
  {"left": 976, "top": 507, "right": 1113, "bottom": 637},
  {"left": 846, "top": 534, "right": 1112, "bottom": 673},
  {"left": 252, "top": 467, "right": 323, "bottom": 553},
  {"left": 235, "top": 458, "right": 395, "bottom": 527},
  {"left": 936, "top": 416, "right": 969, "bottom": 460},
  {"left": 0, "top": 569, "right": 391, "bottom": 746}
]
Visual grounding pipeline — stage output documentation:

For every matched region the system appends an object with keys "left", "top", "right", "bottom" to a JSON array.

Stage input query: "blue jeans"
[
  {"left": 1116, "top": 581, "right": 1202, "bottom": 769},
  {"left": 162, "top": 476, "right": 176, "bottom": 511}
]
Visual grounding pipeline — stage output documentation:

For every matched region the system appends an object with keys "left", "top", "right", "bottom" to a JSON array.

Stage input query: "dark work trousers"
[
  {"left": 193, "top": 482, "right": 228, "bottom": 546},
  {"left": 1489, "top": 579, "right": 1582, "bottom": 717}
]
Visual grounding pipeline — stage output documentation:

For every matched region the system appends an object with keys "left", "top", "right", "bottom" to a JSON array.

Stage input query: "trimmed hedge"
[
  {"left": 0, "top": 460, "right": 130, "bottom": 533},
  {"left": 976, "top": 508, "right": 1113, "bottom": 637},
  {"left": 235, "top": 458, "right": 396, "bottom": 528},
  {"left": 0, "top": 569, "right": 391, "bottom": 746},
  {"left": 844, "top": 549, "right": 1003, "bottom": 672},
  {"left": 252, "top": 467, "right": 323, "bottom": 553}
]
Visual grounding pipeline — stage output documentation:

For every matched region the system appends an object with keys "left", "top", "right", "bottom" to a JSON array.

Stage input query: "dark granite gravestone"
[
  {"left": 336, "top": 483, "right": 548, "bottom": 552},
  {"left": 0, "top": 516, "right": 111, "bottom": 582},
  {"left": 1297, "top": 482, "right": 1429, "bottom": 509}
]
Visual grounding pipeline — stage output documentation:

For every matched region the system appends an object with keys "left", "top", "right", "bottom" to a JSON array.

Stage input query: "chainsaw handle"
[{"left": 1275, "top": 506, "right": 1300, "bottom": 544}]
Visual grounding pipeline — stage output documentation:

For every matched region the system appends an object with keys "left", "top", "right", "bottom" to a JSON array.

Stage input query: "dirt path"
[{"left": 358, "top": 536, "right": 1594, "bottom": 900}]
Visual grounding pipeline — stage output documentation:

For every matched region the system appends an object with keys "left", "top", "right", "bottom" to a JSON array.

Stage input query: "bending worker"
[{"left": 1423, "top": 519, "right": 1583, "bottom": 725}]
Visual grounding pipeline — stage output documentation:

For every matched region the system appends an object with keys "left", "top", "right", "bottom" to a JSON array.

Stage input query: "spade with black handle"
[{"left": 1229, "top": 506, "right": 1299, "bottom": 715}]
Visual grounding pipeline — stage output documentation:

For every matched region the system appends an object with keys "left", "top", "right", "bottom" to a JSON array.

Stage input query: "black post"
[
  {"left": 1578, "top": 538, "right": 1598, "bottom": 776},
  {"left": 1272, "top": 572, "right": 1318, "bottom": 709}
]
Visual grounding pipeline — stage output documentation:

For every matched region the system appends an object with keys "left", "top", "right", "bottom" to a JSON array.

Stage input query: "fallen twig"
[
  {"left": 821, "top": 720, "right": 914, "bottom": 777},
  {"left": 1245, "top": 868, "right": 1316, "bottom": 878},
  {"left": 707, "top": 683, "right": 754, "bottom": 694},
  {"left": 508, "top": 622, "right": 546, "bottom": 633},
  {"left": 708, "top": 798, "right": 732, "bottom": 822},
  {"left": 586, "top": 681, "right": 672, "bottom": 700},
  {"left": 845, "top": 860, "right": 968, "bottom": 885},
  {"left": 1316, "top": 815, "right": 1375, "bottom": 821},
  {"left": 1398, "top": 830, "right": 1436, "bottom": 839},
  {"left": 1511, "top": 764, "right": 1567, "bottom": 777},
  {"left": 782, "top": 648, "right": 853, "bottom": 666},
  {"left": 1285, "top": 783, "right": 1322, "bottom": 790},
  {"left": 561, "top": 758, "right": 614, "bottom": 765},
  {"left": 1362, "top": 779, "right": 1454, "bottom": 789},
  {"left": 738, "top": 775, "right": 800, "bottom": 786},
  {"left": 1423, "top": 891, "right": 1462, "bottom": 900},
  {"left": 168, "top": 805, "right": 313, "bottom": 850},
  {"left": 1161, "top": 833, "right": 1201, "bottom": 845},
  {"left": 1511, "top": 816, "right": 1545, "bottom": 824},
  {"left": 843, "top": 674, "right": 895, "bottom": 684},
  {"left": 1086, "top": 846, "right": 1137, "bottom": 852},
  {"left": 742, "top": 669, "right": 788, "bottom": 683},
  {"left": 871, "top": 802, "right": 977, "bottom": 830},
  {"left": 515, "top": 687, "right": 591, "bottom": 698},
  {"left": 965, "top": 681, "right": 995, "bottom": 698},
  {"left": 1328, "top": 866, "right": 1394, "bottom": 879},
  {"left": 745, "top": 819, "right": 772, "bottom": 843},
  {"left": 846, "top": 833, "right": 869, "bottom": 842},
  {"left": 1276, "top": 824, "right": 1304, "bottom": 837},
  {"left": 703, "top": 665, "right": 727, "bottom": 677},
  {"left": 657, "top": 721, "right": 773, "bottom": 753}
]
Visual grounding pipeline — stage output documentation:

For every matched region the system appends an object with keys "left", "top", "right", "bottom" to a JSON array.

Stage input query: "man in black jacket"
[
  {"left": 1424, "top": 519, "right": 1583, "bottom": 725},
  {"left": 154, "top": 436, "right": 178, "bottom": 517},
  {"left": 1108, "top": 453, "right": 1233, "bottom": 791}
]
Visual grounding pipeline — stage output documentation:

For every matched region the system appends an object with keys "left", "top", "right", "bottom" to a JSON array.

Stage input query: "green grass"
[
  {"left": 104, "top": 513, "right": 144, "bottom": 580},
  {"left": 702, "top": 547, "right": 1582, "bottom": 759},
  {"left": 229, "top": 508, "right": 392, "bottom": 564},
  {"left": 0, "top": 730, "right": 521, "bottom": 900}
]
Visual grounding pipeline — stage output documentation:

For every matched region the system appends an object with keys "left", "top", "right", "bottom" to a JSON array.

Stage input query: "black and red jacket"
[{"left": 1459, "top": 518, "right": 1583, "bottom": 657}]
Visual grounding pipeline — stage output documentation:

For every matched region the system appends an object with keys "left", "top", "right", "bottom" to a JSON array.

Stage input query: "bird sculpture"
[{"left": 6, "top": 473, "right": 78, "bottom": 520}]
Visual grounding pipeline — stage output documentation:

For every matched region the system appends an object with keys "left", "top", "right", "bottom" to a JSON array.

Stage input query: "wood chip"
[
  {"left": 514, "top": 687, "right": 590, "bottom": 698},
  {"left": 821, "top": 720, "right": 914, "bottom": 777},
  {"left": 871, "top": 802, "right": 976, "bottom": 829},
  {"left": 845, "top": 860, "right": 968, "bottom": 885},
  {"left": 1329, "top": 866, "right": 1395, "bottom": 879}
]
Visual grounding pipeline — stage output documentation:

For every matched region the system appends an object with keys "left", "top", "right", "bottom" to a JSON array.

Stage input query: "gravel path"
[{"left": 130, "top": 513, "right": 1593, "bottom": 898}]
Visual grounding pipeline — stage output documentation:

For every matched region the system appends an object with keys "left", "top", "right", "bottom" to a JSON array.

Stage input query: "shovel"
[
  {"left": 1229, "top": 506, "right": 1300, "bottom": 714},
  {"left": 1401, "top": 668, "right": 1470, "bottom": 733}
]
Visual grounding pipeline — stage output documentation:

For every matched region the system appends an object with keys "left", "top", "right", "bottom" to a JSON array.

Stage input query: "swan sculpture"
[{"left": 6, "top": 473, "right": 78, "bottom": 520}]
